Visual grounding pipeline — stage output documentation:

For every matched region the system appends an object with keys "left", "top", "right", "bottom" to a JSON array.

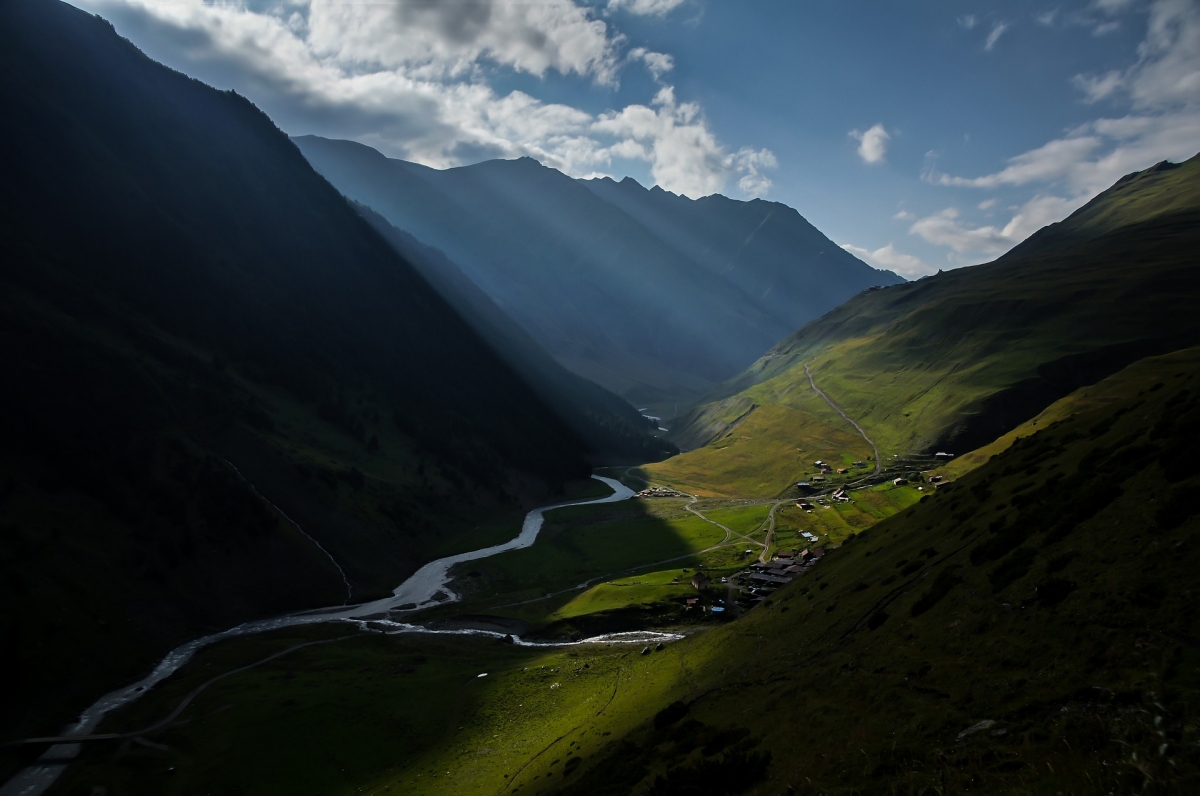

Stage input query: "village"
[
  {"left": 630, "top": 448, "right": 957, "bottom": 622},
  {"left": 673, "top": 453, "right": 958, "bottom": 616},
  {"left": 671, "top": 542, "right": 827, "bottom": 619}
]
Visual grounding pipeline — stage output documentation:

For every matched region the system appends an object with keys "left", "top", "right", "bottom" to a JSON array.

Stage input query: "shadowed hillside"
[
  {"left": 0, "top": 0, "right": 607, "bottom": 747},
  {"left": 354, "top": 202, "right": 677, "bottom": 465}
]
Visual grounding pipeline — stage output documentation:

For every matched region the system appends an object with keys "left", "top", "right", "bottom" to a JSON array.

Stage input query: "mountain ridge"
[{"left": 292, "top": 134, "right": 903, "bottom": 407}]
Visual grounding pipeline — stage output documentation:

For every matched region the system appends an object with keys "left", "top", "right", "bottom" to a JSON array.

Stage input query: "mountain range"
[
  {"left": 5, "top": 0, "right": 1200, "bottom": 792},
  {"left": 293, "top": 135, "right": 903, "bottom": 408}
]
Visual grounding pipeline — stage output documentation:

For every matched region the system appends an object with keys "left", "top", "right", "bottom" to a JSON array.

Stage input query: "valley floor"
[{"left": 16, "top": 348, "right": 1200, "bottom": 796}]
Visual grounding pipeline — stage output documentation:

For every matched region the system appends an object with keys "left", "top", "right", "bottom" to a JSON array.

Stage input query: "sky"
[{"left": 74, "top": 0, "right": 1200, "bottom": 278}]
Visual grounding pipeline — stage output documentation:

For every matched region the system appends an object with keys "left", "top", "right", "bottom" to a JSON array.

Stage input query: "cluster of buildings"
[
  {"left": 734, "top": 547, "right": 825, "bottom": 602},
  {"left": 636, "top": 485, "right": 686, "bottom": 498}
]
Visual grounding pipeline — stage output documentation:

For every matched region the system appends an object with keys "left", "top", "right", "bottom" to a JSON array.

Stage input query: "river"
[{"left": 2, "top": 475, "right": 677, "bottom": 796}]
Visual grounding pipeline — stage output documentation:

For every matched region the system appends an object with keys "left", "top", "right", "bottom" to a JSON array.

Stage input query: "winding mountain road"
[{"left": 804, "top": 362, "right": 882, "bottom": 477}]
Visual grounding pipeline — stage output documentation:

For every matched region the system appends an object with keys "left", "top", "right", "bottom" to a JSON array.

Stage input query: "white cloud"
[
  {"left": 850, "top": 123, "right": 890, "bottom": 164},
  {"left": 841, "top": 242, "right": 929, "bottom": 278},
  {"left": 1094, "top": 21, "right": 1121, "bottom": 35},
  {"left": 933, "top": 136, "right": 1105, "bottom": 189},
  {"left": 630, "top": 47, "right": 674, "bottom": 80},
  {"left": 985, "top": 21, "right": 1011, "bottom": 50},
  {"left": 958, "top": 15, "right": 979, "bottom": 30},
  {"left": 310, "top": 0, "right": 621, "bottom": 83},
  {"left": 931, "top": 0, "right": 1200, "bottom": 198},
  {"left": 1035, "top": 10, "right": 1059, "bottom": 27},
  {"left": 733, "top": 148, "right": 778, "bottom": 197},
  {"left": 931, "top": 109, "right": 1200, "bottom": 196},
  {"left": 608, "top": 0, "right": 689, "bottom": 16},
  {"left": 1069, "top": 0, "right": 1200, "bottom": 110},
  {"left": 1129, "top": 0, "right": 1200, "bottom": 109},
  {"left": 1073, "top": 69, "right": 1125, "bottom": 102},
  {"left": 76, "top": 0, "right": 773, "bottom": 198},
  {"left": 978, "top": 198, "right": 997, "bottom": 210},
  {"left": 593, "top": 87, "right": 777, "bottom": 197},
  {"left": 909, "top": 208, "right": 1011, "bottom": 256},
  {"left": 909, "top": 193, "right": 1093, "bottom": 259}
]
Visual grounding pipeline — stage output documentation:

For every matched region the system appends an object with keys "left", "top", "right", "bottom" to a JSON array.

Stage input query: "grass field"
[
  {"left": 446, "top": 498, "right": 731, "bottom": 613},
  {"left": 770, "top": 481, "right": 923, "bottom": 551},
  {"left": 642, "top": 398, "right": 873, "bottom": 497},
  {"left": 547, "top": 569, "right": 702, "bottom": 620}
]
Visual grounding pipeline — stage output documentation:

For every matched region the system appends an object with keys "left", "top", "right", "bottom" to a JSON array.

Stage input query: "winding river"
[{"left": 3, "top": 475, "right": 676, "bottom": 796}]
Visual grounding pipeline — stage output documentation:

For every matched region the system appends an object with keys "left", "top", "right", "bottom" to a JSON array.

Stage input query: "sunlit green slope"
[{"left": 651, "top": 154, "right": 1200, "bottom": 497}]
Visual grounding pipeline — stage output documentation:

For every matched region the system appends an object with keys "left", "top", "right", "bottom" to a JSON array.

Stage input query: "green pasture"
[
  {"left": 644, "top": 398, "right": 872, "bottom": 498},
  {"left": 694, "top": 502, "right": 772, "bottom": 535},
  {"left": 56, "top": 623, "right": 698, "bottom": 796},
  {"left": 450, "top": 499, "right": 730, "bottom": 612},
  {"left": 548, "top": 569, "right": 699, "bottom": 620},
  {"left": 770, "top": 482, "right": 923, "bottom": 550}
]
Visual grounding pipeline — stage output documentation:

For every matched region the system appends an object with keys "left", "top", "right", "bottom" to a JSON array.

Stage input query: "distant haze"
[{"left": 294, "top": 135, "right": 902, "bottom": 406}]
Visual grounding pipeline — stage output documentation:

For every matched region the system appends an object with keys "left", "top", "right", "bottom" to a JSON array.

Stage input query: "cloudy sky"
[{"left": 76, "top": 0, "right": 1199, "bottom": 277}]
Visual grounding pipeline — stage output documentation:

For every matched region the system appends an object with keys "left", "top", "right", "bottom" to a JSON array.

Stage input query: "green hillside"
[
  {"left": 650, "top": 154, "right": 1200, "bottom": 497},
  {"left": 53, "top": 348, "right": 1200, "bottom": 795}
]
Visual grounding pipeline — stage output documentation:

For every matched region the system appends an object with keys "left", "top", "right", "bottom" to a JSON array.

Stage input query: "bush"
[
  {"left": 911, "top": 569, "right": 961, "bottom": 617},
  {"left": 1035, "top": 578, "right": 1076, "bottom": 607},
  {"left": 654, "top": 700, "right": 691, "bottom": 730}
]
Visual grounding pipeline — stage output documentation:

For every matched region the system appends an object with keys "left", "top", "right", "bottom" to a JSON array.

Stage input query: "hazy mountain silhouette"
[
  {"left": 293, "top": 136, "right": 903, "bottom": 406},
  {"left": 354, "top": 202, "right": 677, "bottom": 463}
]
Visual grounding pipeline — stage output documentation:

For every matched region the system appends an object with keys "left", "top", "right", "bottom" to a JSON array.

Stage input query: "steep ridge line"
[{"left": 804, "top": 363, "right": 882, "bottom": 476}]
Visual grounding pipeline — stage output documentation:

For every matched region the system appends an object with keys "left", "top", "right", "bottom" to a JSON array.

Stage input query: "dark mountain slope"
[
  {"left": 354, "top": 202, "right": 676, "bottom": 464},
  {"left": 293, "top": 136, "right": 902, "bottom": 407},
  {"left": 0, "top": 0, "right": 594, "bottom": 744},
  {"left": 649, "top": 155, "right": 1200, "bottom": 495}
]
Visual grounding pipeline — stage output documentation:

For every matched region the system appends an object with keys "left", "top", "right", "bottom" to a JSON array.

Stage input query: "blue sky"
[{"left": 76, "top": 0, "right": 1199, "bottom": 276}]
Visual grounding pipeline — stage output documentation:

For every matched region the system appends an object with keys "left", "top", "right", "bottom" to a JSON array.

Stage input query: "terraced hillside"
[{"left": 649, "top": 154, "right": 1200, "bottom": 497}]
